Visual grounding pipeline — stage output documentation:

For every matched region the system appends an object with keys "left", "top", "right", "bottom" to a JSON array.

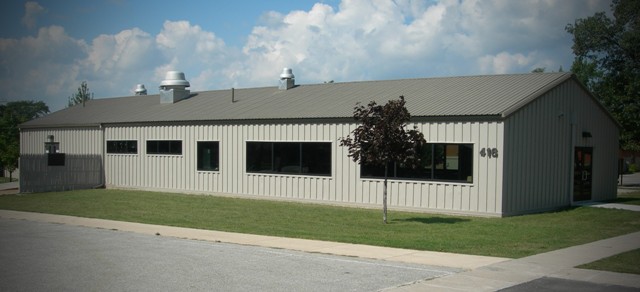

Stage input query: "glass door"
[{"left": 573, "top": 147, "right": 593, "bottom": 201}]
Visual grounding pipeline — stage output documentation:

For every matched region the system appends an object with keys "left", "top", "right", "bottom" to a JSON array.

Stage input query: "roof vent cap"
[
  {"left": 159, "top": 71, "right": 191, "bottom": 103},
  {"left": 134, "top": 84, "right": 147, "bottom": 95},
  {"left": 160, "top": 71, "right": 190, "bottom": 87},
  {"left": 280, "top": 68, "right": 295, "bottom": 80},
  {"left": 279, "top": 68, "right": 295, "bottom": 90}
]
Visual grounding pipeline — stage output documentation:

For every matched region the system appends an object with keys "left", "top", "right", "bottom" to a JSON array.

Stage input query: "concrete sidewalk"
[
  {"left": 392, "top": 231, "right": 640, "bottom": 291},
  {"left": 0, "top": 181, "right": 18, "bottom": 195},
  {"left": 580, "top": 202, "right": 640, "bottom": 212},
  {"left": 0, "top": 209, "right": 507, "bottom": 271}
]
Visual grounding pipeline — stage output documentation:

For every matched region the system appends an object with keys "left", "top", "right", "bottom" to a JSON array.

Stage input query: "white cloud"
[
  {"left": 0, "top": 25, "right": 87, "bottom": 110},
  {"left": 21, "top": 1, "right": 46, "bottom": 30},
  {"left": 229, "top": 0, "right": 611, "bottom": 85},
  {"left": 1, "top": 0, "right": 613, "bottom": 112},
  {"left": 86, "top": 28, "right": 158, "bottom": 74},
  {"left": 478, "top": 51, "right": 536, "bottom": 74},
  {"left": 155, "top": 20, "right": 233, "bottom": 91}
]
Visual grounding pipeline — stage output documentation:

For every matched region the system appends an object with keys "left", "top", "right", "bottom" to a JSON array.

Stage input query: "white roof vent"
[
  {"left": 134, "top": 84, "right": 147, "bottom": 95},
  {"left": 280, "top": 68, "right": 295, "bottom": 79},
  {"left": 159, "top": 71, "right": 191, "bottom": 104},
  {"left": 279, "top": 68, "right": 295, "bottom": 90},
  {"left": 160, "top": 71, "right": 190, "bottom": 88}
]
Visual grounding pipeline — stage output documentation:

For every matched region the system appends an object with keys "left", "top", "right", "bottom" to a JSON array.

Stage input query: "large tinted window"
[
  {"left": 107, "top": 140, "right": 138, "bottom": 154},
  {"left": 197, "top": 141, "right": 219, "bottom": 171},
  {"left": 302, "top": 142, "right": 332, "bottom": 175},
  {"left": 147, "top": 140, "right": 182, "bottom": 155},
  {"left": 246, "top": 142, "right": 273, "bottom": 172},
  {"left": 247, "top": 142, "right": 331, "bottom": 176},
  {"left": 361, "top": 143, "right": 473, "bottom": 183}
]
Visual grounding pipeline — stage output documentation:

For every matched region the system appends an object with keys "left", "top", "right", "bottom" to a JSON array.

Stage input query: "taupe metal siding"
[
  {"left": 105, "top": 121, "right": 503, "bottom": 216},
  {"left": 502, "top": 80, "right": 618, "bottom": 215},
  {"left": 105, "top": 124, "right": 336, "bottom": 196},
  {"left": 19, "top": 127, "right": 103, "bottom": 192},
  {"left": 363, "top": 121, "right": 504, "bottom": 215},
  {"left": 566, "top": 82, "right": 619, "bottom": 201}
]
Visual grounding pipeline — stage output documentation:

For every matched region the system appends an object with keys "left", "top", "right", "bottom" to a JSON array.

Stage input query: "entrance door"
[{"left": 573, "top": 147, "right": 593, "bottom": 201}]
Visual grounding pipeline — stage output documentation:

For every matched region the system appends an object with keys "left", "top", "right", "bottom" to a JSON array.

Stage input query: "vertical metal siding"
[
  {"left": 104, "top": 120, "right": 502, "bottom": 216},
  {"left": 503, "top": 83, "right": 572, "bottom": 214},
  {"left": 19, "top": 127, "right": 103, "bottom": 192},
  {"left": 567, "top": 82, "right": 619, "bottom": 201},
  {"left": 503, "top": 80, "right": 618, "bottom": 215}
]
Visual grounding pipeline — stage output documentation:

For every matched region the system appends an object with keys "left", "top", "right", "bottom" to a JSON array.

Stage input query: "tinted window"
[
  {"left": 197, "top": 141, "right": 219, "bottom": 171},
  {"left": 361, "top": 143, "right": 473, "bottom": 183},
  {"left": 247, "top": 142, "right": 331, "bottom": 176},
  {"left": 107, "top": 140, "right": 137, "bottom": 154},
  {"left": 147, "top": 140, "right": 182, "bottom": 155}
]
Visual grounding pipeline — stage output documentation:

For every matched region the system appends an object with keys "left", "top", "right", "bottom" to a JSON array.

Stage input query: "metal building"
[{"left": 19, "top": 71, "right": 619, "bottom": 216}]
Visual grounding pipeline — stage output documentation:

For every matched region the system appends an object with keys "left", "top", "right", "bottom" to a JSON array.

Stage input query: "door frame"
[{"left": 573, "top": 147, "right": 593, "bottom": 202}]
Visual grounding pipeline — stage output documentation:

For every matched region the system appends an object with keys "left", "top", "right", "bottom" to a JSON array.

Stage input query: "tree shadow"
[
  {"left": 609, "top": 198, "right": 640, "bottom": 204},
  {"left": 392, "top": 217, "right": 470, "bottom": 224}
]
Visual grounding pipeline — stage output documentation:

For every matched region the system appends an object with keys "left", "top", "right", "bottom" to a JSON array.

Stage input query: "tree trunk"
[{"left": 383, "top": 163, "right": 388, "bottom": 224}]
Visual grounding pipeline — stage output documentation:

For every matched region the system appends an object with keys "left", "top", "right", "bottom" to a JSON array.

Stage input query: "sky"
[{"left": 0, "top": 0, "right": 612, "bottom": 112}]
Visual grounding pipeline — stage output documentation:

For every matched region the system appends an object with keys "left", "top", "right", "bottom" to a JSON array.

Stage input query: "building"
[{"left": 19, "top": 70, "right": 619, "bottom": 217}]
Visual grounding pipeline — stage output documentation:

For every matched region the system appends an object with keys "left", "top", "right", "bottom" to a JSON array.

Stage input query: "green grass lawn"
[
  {"left": 0, "top": 189, "right": 639, "bottom": 259},
  {"left": 578, "top": 248, "right": 640, "bottom": 275},
  {"left": 614, "top": 191, "right": 640, "bottom": 205}
]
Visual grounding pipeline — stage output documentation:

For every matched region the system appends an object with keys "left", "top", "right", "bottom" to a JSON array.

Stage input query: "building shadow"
[{"left": 392, "top": 217, "right": 470, "bottom": 224}]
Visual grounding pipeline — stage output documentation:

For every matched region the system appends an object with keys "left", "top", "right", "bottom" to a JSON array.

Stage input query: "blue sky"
[{"left": 1, "top": 0, "right": 610, "bottom": 112}]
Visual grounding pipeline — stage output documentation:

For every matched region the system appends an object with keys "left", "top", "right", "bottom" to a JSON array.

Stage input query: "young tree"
[
  {"left": 340, "top": 96, "right": 426, "bottom": 224},
  {"left": 0, "top": 141, "right": 19, "bottom": 182},
  {"left": 68, "top": 81, "right": 93, "bottom": 107},
  {"left": 566, "top": 0, "right": 640, "bottom": 151},
  {"left": 0, "top": 101, "right": 49, "bottom": 181}
]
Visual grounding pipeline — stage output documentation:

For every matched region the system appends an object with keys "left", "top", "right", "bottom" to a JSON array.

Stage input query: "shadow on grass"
[
  {"left": 392, "top": 217, "right": 470, "bottom": 224},
  {"left": 607, "top": 199, "right": 640, "bottom": 206}
]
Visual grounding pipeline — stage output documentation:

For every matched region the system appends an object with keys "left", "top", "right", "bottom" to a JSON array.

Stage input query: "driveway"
[
  {"left": 619, "top": 172, "right": 640, "bottom": 187},
  {"left": 0, "top": 217, "right": 459, "bottom": 291}
]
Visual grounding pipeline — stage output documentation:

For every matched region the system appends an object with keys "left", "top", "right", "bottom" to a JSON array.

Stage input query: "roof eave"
[
  {"left": 19, "top": 123, "right": 102, "bottom": 130},
  {"left": 500, "top": 73, "right": 573, "bottom": 118}
]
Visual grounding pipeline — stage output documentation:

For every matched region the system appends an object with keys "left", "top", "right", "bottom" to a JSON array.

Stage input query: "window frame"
[
  {"left": 246, "top": 141, "right": 332, "bottom": 176},
  {"left": 360, "top": 143, "right": 474, "bottom": 183},
  {"left": 146, "top": 140, "right": 183, "bottom": 155},
  {"left": 106, "top": 140, "right": 138, "bottom": 154},
  {"left": 44, "top": 142, "right": 59, "bottom": 154},
  {"left": 197, "top": 141, "right": 220, "bottom": 171}
]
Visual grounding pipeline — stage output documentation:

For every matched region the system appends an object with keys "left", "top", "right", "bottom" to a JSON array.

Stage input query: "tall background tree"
[
  {"left": 566, "top": 0, "right": 640, "bottom": 151},
  {"left": 0, "top": 101, "right": 49, "bottom": 181},
  {"left": 68, "top": 81, "right": 93, "bottom": 107},
  {"left": 340, "top": 96, "right": 426, "bottom": 224}
]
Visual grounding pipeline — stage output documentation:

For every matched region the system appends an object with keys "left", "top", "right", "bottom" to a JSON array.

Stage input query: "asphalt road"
[
  {"left": 0, "top": 218, "right": 459, "bottom": 291},
  {"left": 499, "top": 277, "right": 640, "bottom": 292}
]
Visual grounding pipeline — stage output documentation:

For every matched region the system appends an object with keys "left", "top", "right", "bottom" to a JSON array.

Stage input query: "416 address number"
[{"left": 480, "top": 148, "right": 499, "bottom": 158}]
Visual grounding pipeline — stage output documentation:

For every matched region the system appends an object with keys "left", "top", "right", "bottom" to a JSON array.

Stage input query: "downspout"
[
  {"left": 568, "top": 113, "right": 576, "bottom": 205},
  {"left": 95, "top": 123, "right": 106, "bottom": 189}
]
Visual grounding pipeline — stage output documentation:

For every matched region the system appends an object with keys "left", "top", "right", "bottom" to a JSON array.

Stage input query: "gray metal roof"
[{"left": 21, "top": 72, "right": 575, "bottom": 128}]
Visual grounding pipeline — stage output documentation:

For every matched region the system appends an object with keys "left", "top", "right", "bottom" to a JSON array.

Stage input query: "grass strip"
[
  {"left": 578, "top": 248, "right": 640, "bottom": 275},
  {"left": 614, "top": 191, "right": 640, "bottom": 205},
  {"left": 1, "top": 189, "right": 639, "bottom": 259}
]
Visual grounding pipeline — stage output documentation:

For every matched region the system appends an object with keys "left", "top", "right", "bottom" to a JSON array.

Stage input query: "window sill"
[
  {"left": 246, "top": 172, "right": 333, "bottom": 179},
  {"left": 360, "top": 177, "right": 474, "bottom": 186}
]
